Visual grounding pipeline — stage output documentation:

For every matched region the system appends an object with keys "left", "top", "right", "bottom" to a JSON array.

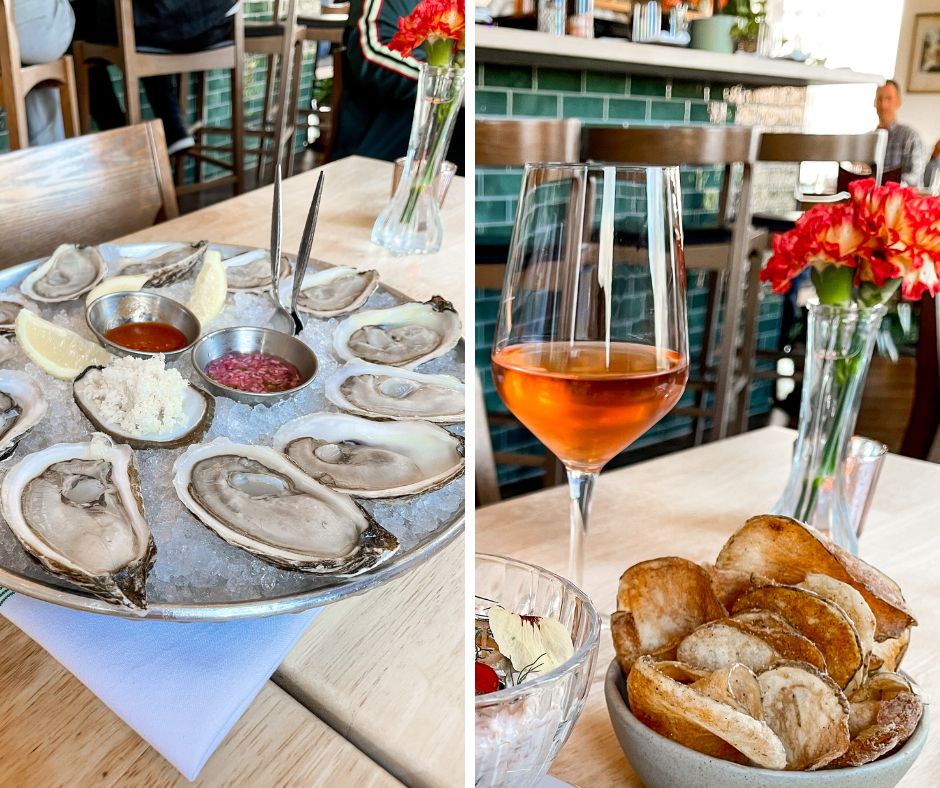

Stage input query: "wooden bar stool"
[
  {"left": 72, "top": 0, "right": 246, "bottom": 196},
  {"left": 475, "top": 118, "right": 581, "bottom": 503},
  {"left": 584, "top": 125, "right": 762, "bottom": 443},
  {"left": 0, "top": 0, "right": 79, "bottom": 150},
  {"left": 0, "top": 121, "right": 177, "bottom": 268},
  {"left": 743, "top": 131, "right": 888, "bottom": 427},
  {"left": 244, "top": 0, "right": 305, "bottom": 184}
]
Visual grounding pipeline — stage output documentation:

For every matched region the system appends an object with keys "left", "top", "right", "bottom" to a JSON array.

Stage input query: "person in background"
[
  {"left": 12, "top": 0, "right": 75, "bottom": 146},
  {"left": 923, "top": 139, "right": 940, "bottom": 192},
  {"left": 334, "top": 0, "right": 464, "bottom": 173},
  {"left": 874, "top": 79, "right": 926, "bottom": 186},
  {"left": 72, "top": 0, "right": 238, "bottom": 155}
]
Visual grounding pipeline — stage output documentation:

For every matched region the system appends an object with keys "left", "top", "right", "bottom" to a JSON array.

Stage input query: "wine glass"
[{"left": 491, "top": 164, "right": 689, "bottom": 588}]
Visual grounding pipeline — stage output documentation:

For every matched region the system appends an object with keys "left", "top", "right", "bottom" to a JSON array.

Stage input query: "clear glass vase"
[
  {"left": 371, "top": 64, "right": 465, "bottom": 256},
  {"left": 771, "top": 301, "right": 886, "bottom": 553}
]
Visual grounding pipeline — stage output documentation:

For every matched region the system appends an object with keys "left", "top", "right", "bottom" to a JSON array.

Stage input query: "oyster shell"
[
  {"left": 173, "top": 438, "right": 399, "bottom": 574},
  {"left": 0, "top": 433, "right": 156, "bottom": 609},
  {"left": 20, "top": 244, "right": 106, "bottom": 302},
  {"left": 0, "top": 338, "right": 15, "bottom": 365},
  {"left": 333, "top": 296, "right": 461, "bottom": 368},
  {"left": 0, "top": 370, "right": 48, "bottom": 460},
  {"left": 0, "top": 296, "right": 26, "bottom": 335},
  {"left": 115, "top": 240, "right": 208, "bottom": 286},
  {"left": 73, "top": 365, "right": 214, "bottom": 450},
  {"left": 273, "top": 412, "right": 464, "bottom": 498},
  {"left": 296, "top": 266, "right": 379, "bottom": 318},
  {"left": 222, "top": 248, "right": 291, "bottom": 292},
  {"left": 325, "top": 361, "right": 465, "bottom": 423}
]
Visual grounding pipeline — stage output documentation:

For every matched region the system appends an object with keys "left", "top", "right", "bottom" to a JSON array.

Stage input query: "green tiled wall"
[
  {"left": 476, "top": 62, "right": 785, "bottom": 488},
  {"left": 0, "top": 0, "right": 321, "bottom": 171}
]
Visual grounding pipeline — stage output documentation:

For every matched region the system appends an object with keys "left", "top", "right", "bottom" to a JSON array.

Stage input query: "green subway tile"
[
  {"left": 586, "top": 71, "right": 627, "bottom": 94},
  {"left": 476, "top": 90, "right": 508, "bottom": 116},
  {"left": 689, "top": 101, "right": 711, "bottom": 123},
  {"left": 679, "top": 170, "right": 698, "bottom": 189},
  {"left": 671, "top": 81, "right": 706, "bottom": 99},
  {"left": 562, "top": 95, "right": 605, "bottom": 119},
  {"left": 484, "top": 172, "right": 523, "bottom": 196},
  {"left": 607, "top": 98, "right": 648, "bottom": 121},
  {"left": 476, "top": 200, "right": 509, "bottom": 224},
  {"left": 537, "top": 68, "right": 582, "bottom": 92},
  {"left": 650, "top": 100, "right": 686, "bottom": 121},
  {"left": 483, "top": 65, "right": 533, "bottom": 89},
  {"left": 702, "top": 168, "right": 724, "bottom": 189},
  {"left": 683, "top": 193, "right": 704, "bottom": 211},
  {"left": 702, "top": 190, "right": 720, "bottom": 212},
  {"left": 726, "top": 105, "right": 737, "bottom": 124},
  {"left": 511, "top": 92, "right": 559, "bottom": 118},
  {"left": 629, "top": 76, "right": 668, "bottom": 97}
]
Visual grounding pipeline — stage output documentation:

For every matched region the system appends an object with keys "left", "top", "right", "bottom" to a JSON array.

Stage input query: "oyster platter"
[{"left": 0, "top": 241, "right": 465, "bottom": 620}]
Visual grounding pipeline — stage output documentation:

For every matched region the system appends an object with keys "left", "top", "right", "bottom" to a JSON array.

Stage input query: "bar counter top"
[{"left": 476, "top": 25, "right": 884, "bottom": 87}]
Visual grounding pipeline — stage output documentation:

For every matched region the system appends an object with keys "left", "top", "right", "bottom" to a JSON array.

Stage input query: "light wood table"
[
  {"left": 0, "top": 156, "right": 465, "bottom": 787},
  {"left": 476, "top": 426, "right": 938, "bottom": 786}
]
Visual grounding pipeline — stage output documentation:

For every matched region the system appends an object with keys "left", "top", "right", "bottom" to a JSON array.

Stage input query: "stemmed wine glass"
[{"left": 491, "top": 164, "right": 690, "bottom": 588}]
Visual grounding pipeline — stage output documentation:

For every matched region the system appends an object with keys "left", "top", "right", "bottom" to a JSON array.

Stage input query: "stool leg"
[
  {"left": 734, "top": 247, "right": 764, "bottom": 434},
  {"left": 59, "top": 56, "right": 81, "bottom": 138},
  {"left": 231, "top": 63, "right": 246, "bottom": 194},
  {"left": 196, "top": 72, "right": 207, "bottom": 183},
  {"left": 693, "top": 271, "right": 721, "bottom": 445},
  {"left": 124, "top": 68, "right": 142, "bottom": 125},
  {"left": 74, "top": 50, "right": 93, "bottom": 134},
  {"left": 285, "top": 38, "right": 304, "bottom": 177}
]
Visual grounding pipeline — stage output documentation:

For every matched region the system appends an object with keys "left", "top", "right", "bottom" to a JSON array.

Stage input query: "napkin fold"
[{"left": 0, "top": 591, "right": 320, "bottom": 780}]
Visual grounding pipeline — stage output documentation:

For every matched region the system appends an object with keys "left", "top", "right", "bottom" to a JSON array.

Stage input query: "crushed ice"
[{"left": 0, "top": 249, "right": 464, "bottom": 606}]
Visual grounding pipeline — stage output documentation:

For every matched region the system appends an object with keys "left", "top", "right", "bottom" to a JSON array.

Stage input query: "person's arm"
[
  {"left": 903, "top": 128, "right": 927, "bottom": 186},
  {"left": 345, "top": 0, "right": 421, "bottom": 102}
]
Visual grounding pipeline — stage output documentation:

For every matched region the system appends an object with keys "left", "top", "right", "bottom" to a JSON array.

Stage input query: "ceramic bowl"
[{"left": 604, "top": 660, "right": 929, "bottom": 788}]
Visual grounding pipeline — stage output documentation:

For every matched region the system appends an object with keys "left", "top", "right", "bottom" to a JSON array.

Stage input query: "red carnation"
[{"left": 389, "top": 0, "right": 465, "bottom": 66}]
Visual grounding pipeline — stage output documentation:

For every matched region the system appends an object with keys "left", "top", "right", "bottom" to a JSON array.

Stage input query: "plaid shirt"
[{"left": 883, "top": 123, "right": 926, "bottom": 186}]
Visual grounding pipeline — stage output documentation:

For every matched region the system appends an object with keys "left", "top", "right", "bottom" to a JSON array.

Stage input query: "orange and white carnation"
[{"left": 389, "top": 0, "right": 465, "bottom": 66}]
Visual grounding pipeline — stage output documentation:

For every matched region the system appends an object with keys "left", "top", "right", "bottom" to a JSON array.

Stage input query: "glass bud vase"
[
  {"left": 371, "top": 64, "right": 465, "bottom": 256},
  {"left": 771, "top": 302, "right": 886, "bottom": 554}
]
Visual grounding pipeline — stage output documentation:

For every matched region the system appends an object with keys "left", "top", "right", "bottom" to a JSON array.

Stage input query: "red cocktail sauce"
[{"left": 104, "top": 322, "right": 189, "bottom": 353}]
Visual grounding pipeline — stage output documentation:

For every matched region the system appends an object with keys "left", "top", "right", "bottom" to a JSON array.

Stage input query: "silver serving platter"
[{"left": 0, "top": 242, "right": 465, "bottom": 621}]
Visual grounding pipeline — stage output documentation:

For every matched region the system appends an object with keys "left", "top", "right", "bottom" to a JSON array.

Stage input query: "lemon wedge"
[
  {"left": 15, "top": 309, "right": 113, "bottom": 380},
  {"left": 186, "top": 250, "right": 227, "bottom": 326},
  {"left": 84, "top": 274, "right": 151, "bottom": 306}
]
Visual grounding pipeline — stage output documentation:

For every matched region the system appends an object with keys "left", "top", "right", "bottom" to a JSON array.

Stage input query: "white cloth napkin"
[{"left": 0, "top": 591, "right": 320, "bottom": 780}]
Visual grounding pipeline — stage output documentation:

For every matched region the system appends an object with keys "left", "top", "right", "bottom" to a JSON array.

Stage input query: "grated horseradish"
[{"left": 81, "top": 354, "right": 188, "bottom": 436}]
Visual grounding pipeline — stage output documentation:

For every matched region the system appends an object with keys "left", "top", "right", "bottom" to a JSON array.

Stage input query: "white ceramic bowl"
[{"left": 605, "top": 660, "right": 930, "bottom": 788}]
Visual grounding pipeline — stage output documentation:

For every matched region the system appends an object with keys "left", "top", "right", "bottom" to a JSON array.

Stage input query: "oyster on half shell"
[
  {"left": 332, "top": 296, "right": 461, "bottom": 368},
  {"left": 173, "top": 438, "right": 399, "bottom": 575},
  {"left": 273, "top": 412, "right": 464, "bottom": 498},
  {"left": 0, "top": 296, "right": 26, "bottom": 335},
  {"left": 0, "top": 338, "right": 15, "bottom": 365},
  {"left": 222, "top": 248, "right": 292, "bottom": 292},
  {"left": 115, "top": 240, "right": 208, "bottom": 287},
  {"left": 0, "top": 370, "right": 47, "bottom": 460},
  {"left": 0, "top": 433, "right": 156, "bottom": 609},
  {"left": 296, "top": 266, "right": 379, "bottom": 318},
  {"left": 20, "top": 244, "right": 106, "bottom": 302},
  {"left": 325, "top": 361, "right": 464, "bottom": 423},
  {"left": 73, "top": 366, "right": 214, "bottom": 450}
]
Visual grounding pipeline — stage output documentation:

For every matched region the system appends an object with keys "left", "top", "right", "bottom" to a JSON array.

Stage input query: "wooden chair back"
[
  {"left": 0, "top": 121, "right": 179, "bottom": 267},
  {"left": 476, "top": 119, "right": 581, "bottom": 166},
  {"left": 584, "top": 125, "right": 755, "bottom": 166},
  {"left": 757, "top": 131, "right": 888, "bottom": 184},
  {"left": 0, "top": 0, "right": 79, "bottom": 150}
]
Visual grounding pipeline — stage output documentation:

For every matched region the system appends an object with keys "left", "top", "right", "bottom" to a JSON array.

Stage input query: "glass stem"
[{"left": 566, "top": 469, "right": 597, "bottom": 588}]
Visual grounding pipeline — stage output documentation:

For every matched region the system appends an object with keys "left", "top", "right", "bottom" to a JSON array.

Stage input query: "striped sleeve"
[{"left": 357, "top": 0, "right": 421, "bottom": 81}]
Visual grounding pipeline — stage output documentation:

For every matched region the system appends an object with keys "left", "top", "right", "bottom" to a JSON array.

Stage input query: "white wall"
[{"left": 895, "top": 0, "right": 940, "bottom": 151}]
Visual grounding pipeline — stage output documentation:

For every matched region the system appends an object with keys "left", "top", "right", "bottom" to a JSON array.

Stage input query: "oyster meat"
[
  {"left": 0, "top": 297, "right": 25, "bottom": 335},
  {"left": 0, "top": 433, "right": 156, "bottom": 609},
  {"left": 332, "top": 296, "right": 461, "bottom": 368},
  {"left": 325, "top": 361, "right": 465, "bottom": 423},
  {"left": 0, "top": 370, "right": 48, "bottom": 460},
  {"left": 222, "top": 248, "right": 291, "bottom": 292},
  {"left": 20, "top": 244, "right": 106, "bottom": 302},
  {"left": 296, "top": 266, "right": 379, "bottom": 318},
  {"left": 273, "top": 412, "right": 464, "bottom": 498},
  {"left": 73, "top": 365, "right": 214, "bottom": 450},
  {"left": 173, "top": 438, "right": 399, "bottom": 574},
  {"left": 115, "top": 240, "right": 208, "bottom": 286}
]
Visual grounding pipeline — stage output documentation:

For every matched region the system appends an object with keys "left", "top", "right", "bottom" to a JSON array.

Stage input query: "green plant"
[{"left": 725, "top": 0, "right": 767, "bottom": 42}]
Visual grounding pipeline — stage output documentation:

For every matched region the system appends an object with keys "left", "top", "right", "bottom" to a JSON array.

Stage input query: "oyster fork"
[
  {"left": 289, "top": 171, "right": 325, "bottom": 335},
  {"left": 269, "top": 164, "right": 294, "bottom": 334}
]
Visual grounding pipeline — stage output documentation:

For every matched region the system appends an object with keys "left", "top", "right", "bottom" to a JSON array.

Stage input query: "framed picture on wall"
[{"left": 909, "top": 13, "right": 940, "bottom": 92}]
